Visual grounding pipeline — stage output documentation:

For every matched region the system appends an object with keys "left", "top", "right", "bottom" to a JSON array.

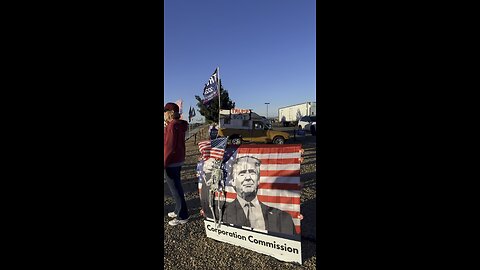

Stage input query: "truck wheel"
[
  {"left": 231, "top": 137, "right": 242, "bottom": 145},
  {"left": 273, "top": 136, "right": 285, "bottom": 144}
]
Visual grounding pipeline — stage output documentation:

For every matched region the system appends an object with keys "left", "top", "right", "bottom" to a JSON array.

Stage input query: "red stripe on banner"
[
  {"left": 237, "top": 144, "right": 302, "bottom": 154},
  {"left": 214, "top": 192, "right": 236, "bottom": 199},
  {"left": 260, "top": 170, "right": 300, "bottom": 177},
  {"left": 237, "top": 144, "right": 302, "bottom": 150},
  {"left": 213, "top": 192, "right": 302, "bottom": 203},
  {"left": 257, "top": 195, "right": 301, "bottom": 204},
  {"left": 259, "top": 158, "right": 300, "bottom": 164},
  {"left": 295, "top": 225, "right": 301, "bottom": 234},
  {"left": 225, "top": 192, "right": 236, "bottom": 199},
  {"left": 258, "top": 183, "right": 301, "bottom": 190}
]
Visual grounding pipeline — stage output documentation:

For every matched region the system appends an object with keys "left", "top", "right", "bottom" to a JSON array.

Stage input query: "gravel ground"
[{"left": 164, "top": 126, "right": 317, "bottom": 269}]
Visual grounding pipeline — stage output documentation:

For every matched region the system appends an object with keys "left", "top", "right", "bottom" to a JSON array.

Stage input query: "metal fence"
[{"left": 185, "top": 124, "right": 209, "bottom": 144}]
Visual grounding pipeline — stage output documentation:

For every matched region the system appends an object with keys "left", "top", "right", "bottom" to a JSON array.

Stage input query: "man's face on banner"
[{"left": 232, "top": 157, "right": 260, "bottom": 201}]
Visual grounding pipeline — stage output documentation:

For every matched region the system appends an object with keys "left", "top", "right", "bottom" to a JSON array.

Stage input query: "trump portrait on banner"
[{"left": 223, "top": 156, "right": 297, "bottom": 235}]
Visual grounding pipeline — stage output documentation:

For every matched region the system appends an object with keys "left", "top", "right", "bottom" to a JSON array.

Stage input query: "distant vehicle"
[
  {"left": 218, "top": 109, "right": 289, "bottom": 145},
  {"left": 278, "top": 102, "right": 316, "bottom": 127},
  {"left": 261, "top": 116, "right": 273, "bottom": 129},
  {"left": 298, "top": 116, "right": 317, "bottom": 131},
  {"left": 310, "top": 122, "right": 316, "bottom": 136}
]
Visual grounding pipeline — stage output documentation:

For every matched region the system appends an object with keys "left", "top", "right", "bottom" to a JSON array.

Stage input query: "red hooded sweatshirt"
[{"left": 164, "top": 119, "right": 189, "bottom": 167}]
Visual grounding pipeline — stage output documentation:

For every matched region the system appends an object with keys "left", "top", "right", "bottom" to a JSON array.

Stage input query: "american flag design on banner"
[
  {"left": 198, "top": 137, "right": 228, "bottom": 160},
  {"left": 197, "top": 144, "right": 303, "bottom": 235}
]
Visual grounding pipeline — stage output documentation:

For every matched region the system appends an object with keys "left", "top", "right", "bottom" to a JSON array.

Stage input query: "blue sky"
[{"left": 164, "top": 0, "right": 316, "bottom": 122}]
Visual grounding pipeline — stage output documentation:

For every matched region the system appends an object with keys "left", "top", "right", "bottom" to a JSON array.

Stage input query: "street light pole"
[{"left": 265, "top": 102, "right": 270, "bottom": 120}]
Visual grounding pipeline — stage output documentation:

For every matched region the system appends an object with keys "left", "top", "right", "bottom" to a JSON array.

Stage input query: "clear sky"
[{"left": 164, "top": 0, "right": 316, "bottom": 122}]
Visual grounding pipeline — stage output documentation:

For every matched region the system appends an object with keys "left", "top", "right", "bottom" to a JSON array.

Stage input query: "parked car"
[
  {"left": 310, "top": 122, "right": 316, "bottom": 136},
  {"left": 298, "top": 116, "right": 316, "bottom": 131}
]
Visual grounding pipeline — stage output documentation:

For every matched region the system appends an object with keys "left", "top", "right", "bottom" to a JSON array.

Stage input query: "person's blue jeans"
[{"left": 164, "top": 167, "right": 189, "bottom": 220}]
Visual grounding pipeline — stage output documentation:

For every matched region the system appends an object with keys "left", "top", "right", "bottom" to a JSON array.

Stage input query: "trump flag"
[{"left": 202, "top": 68, "right": 219, "bottom": 104}]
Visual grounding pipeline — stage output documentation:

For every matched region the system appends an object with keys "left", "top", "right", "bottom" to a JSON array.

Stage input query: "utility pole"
[{"left": 265, "top": 102, "right": 270, "bottom": 120}]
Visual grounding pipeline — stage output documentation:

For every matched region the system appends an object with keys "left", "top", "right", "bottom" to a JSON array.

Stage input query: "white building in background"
[{"left": 278, "top": 102, "right": 316, "bottom": 126}]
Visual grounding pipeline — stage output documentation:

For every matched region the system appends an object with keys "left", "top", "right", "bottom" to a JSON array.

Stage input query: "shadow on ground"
[
  {"left": 300, "top": 197, "right": 317, "bottom": 263},
  {"left": 300, "top": 171, "right": 317, "bottom": 182},
  {"left": 164, "top": 195, "right": 202, "bottom": 217}
]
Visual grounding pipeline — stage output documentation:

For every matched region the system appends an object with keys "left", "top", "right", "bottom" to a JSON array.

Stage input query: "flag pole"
[{"left": 217, "top": 66, "right": 221, "bottom": 128}]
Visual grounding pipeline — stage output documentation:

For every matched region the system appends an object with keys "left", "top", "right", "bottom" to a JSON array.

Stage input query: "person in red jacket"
[{"left": 164, "top": 102, "right": 190, "bottom": 226}]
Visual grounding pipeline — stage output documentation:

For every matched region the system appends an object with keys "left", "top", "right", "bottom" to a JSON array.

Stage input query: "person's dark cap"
[{"left": 164, "top": 102, "right": 179, "bottom": 112}]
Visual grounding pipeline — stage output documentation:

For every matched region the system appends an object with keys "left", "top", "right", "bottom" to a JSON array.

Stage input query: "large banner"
[{"left": 197, "top": 144, "right": 303, "bottom": 264}]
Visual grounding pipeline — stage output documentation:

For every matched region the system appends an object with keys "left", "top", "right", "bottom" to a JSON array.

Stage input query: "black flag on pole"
[
  {"left": 188, "top": 106, "right": 194, "bottom": 122},
  {"left": 202, "top": 68, "right": 219, "bottom": 105}
]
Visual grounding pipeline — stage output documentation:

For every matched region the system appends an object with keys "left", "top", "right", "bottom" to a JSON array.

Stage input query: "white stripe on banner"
[
  {"left": 260, "top": 164, "right": 301, "bottom": 171},
  {"left": 261, "top": 202, "right": 300, "bottom": 212},
  {"left": 223, "top": 186, "right": 301, "bottom": 198},
  {"left": 213, "top": 201, "right": 301, "bottom": 226},
  {"left": 236, "top": 153, "right": 301, "bottom": 159},
  {"left": 259, "top": 177, "right": 300, "bottom": 184},
  {"left": 257, "top": 189, "right": 301, "bottom": 198}
]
